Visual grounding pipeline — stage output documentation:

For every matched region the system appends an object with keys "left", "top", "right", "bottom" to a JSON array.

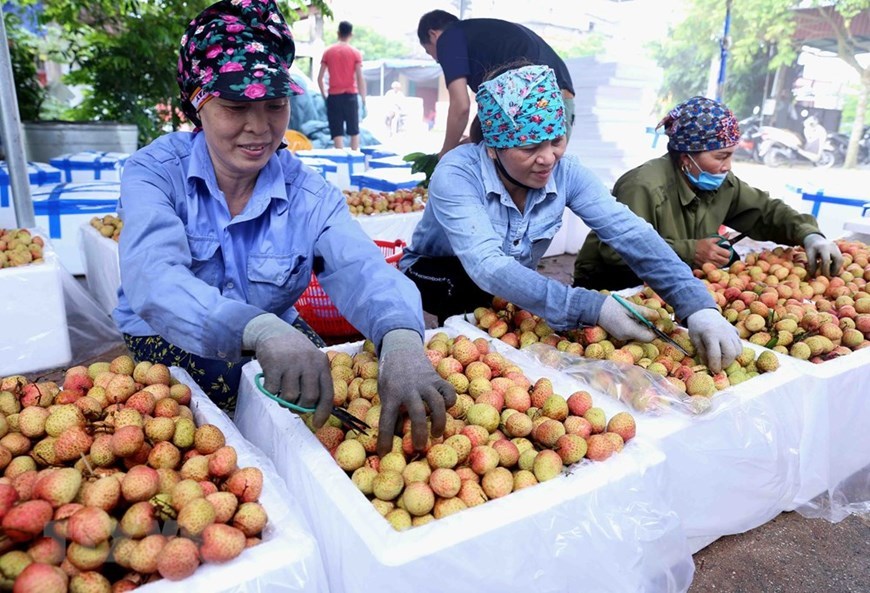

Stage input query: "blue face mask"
[{"left": 685, "top": 155, "right": 727, "bottom": 191}]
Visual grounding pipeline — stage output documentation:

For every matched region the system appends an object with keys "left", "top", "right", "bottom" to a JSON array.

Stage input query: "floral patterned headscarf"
[
  {"left": 177, "top": 0, "right": 303, "bottom": 126},
  {"left": 657, "top": 96, "right": 740, "bottom": 153},
  {"left": 475, "top": 65, "right": 566, "bottom": 149}
]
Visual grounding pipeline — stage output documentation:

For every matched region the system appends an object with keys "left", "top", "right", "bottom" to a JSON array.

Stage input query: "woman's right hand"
[
  {"left": 244, "top": 314, "right": 334, "bottom": 428},
  {"left": 694, "top": 237, "right": 732, "bottom": 268}
]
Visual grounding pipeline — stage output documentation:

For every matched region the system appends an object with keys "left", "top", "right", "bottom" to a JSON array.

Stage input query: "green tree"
[
  {"left": 650, "top": 0, "right": 870, "bottom": 167},
  {"left": 350, "top": 25, "right": 412, "bottom": 61},
  {"left": 4, "top": 10, "right": 44, "bottom": 121},
  {"left": 10, "top": 0, "right": 331, "bottom": 146}
]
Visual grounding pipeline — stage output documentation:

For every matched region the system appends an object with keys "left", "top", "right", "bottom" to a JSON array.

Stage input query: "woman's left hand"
[{"left": 376, "top": 330, "right": 456, "bottom": 457}]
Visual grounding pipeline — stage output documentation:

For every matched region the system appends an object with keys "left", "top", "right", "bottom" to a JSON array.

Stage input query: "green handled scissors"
[
  {"left": 611, "top": 294, "right": 692, "bottom": 358},
  {"left": 254, "top": 373, "right": 370, "bottom": 434}
]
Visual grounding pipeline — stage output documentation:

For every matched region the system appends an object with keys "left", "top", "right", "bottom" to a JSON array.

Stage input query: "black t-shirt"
[{"left": 435, "top": 18, "right": 574, "bottom": 95}]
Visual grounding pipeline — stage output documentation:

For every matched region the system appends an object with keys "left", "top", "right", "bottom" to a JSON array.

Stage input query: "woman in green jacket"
[{"left": 573, "top": 96, "right": 842, "bottom": 291}]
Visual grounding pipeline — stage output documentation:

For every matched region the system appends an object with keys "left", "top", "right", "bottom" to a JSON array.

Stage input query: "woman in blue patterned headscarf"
[
  {"left": 400, "top": 66, "right": 743, "bottom": 375},
  {"left": 574, "top": 96, "right": 841, "bottom": 292}
]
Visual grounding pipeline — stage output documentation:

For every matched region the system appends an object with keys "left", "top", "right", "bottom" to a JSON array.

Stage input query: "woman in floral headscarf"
[
  {"left": 114, "top": 0, "right": 455, "bottom": 457},
  {"left": 399, "top": 66, "right": 741, "bottom": 373},
  {"left": 574, "top": 96, "right": 841, "bottom": 290}
]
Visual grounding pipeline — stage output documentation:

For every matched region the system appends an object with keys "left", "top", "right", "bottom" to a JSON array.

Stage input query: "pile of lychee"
[
  {"left": 0, "top": 229, "right": 44, "bottom": 269},
  {"left": 343, "top": 187, "right": 427, "bottom": 216},
  {"left": 471, "top": 295, "right": 780, "bottom": 409},
  {"left": 0, "top": 357, "right": 267, "bottom": 591},
  {"left": 693, "top": 239, "right": 870, "bottom": 363},
  {"left": 316, "top": 334, "right": 636, "bottom": 531},
  {"left": 89, "top": 215, "right": 123, "bottom": 243}
]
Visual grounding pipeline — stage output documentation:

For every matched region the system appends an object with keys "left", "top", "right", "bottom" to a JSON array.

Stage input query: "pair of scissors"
[
  {"left": 611, "top": 294, "right": 692, "bottom": 358},
  {"left": 709, "top": 232, "right": 748, "bottom": 267},
  {"left": 254, "top": 373, "right": 370, "bottom": 434}
]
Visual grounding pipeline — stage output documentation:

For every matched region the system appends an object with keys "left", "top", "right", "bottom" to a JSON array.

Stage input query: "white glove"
[
  {"left": 686, "top": 309, "right": 742, "bottom": 373},
  {"left": 243, "top": 314, "right": 333, "bottom": 428},
  {"left": 803, "top": 234, "right": 843, "bottom": 277},
  {"left": 595, "top": 296, "right": 657, "bottom": 342}
]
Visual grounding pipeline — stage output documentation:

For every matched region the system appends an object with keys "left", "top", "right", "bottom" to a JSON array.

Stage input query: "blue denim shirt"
[
  {"left": 114, "top": 131, "right": 424, "bottom": 361},
  {"left": 400, "top": 143, "right": 714, "bottom": 330}
]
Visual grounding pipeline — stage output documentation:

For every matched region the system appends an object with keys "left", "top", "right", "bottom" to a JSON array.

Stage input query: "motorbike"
[
  {"left": 733, "top": 113, "right": 764, "bottom": 163},
  {"left": 758, "top": 116, "right": 836, "bottom": 168},
  {"left": 827, "top": 126, "right": 870, "bottom": 167}
]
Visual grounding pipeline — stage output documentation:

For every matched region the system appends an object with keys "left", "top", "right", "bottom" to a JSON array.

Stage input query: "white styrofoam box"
[
  {"left": 79, "top": 223, "right": 121, "bottom": 315},
  {"left": 367, "top": 156, "right": 412, "bottom": 171},
  {"left": 350, "top": 168, "right": 425, "bottom": 193},
  {"left": 31, "top": 182, "right": 120, "bottom": 275},
  {"left": 0, "top": 235, "right": 71, "bottom": 375},
  {"left": 49, "top": 151, "right": 129, "bottom": 183},
  {"left": 354, "top": 210, "right": 424, "bottom": 245},
  {"left": 443, "top": 316, "right": 806, "bottom": 550},
  {"left": 234, "top": 329, "right": 695, "bottom": 593},
  {"left": 360, "top": 145, "right": 397, "bottom": 168},
  {"left": 773, "top": 346, "right": 870, "bottom": 521},
  {"left": 141, "top": 367, "right": 329, "bottom": 593},
  {"left": 0, "top": 161, "right": 64, "bottom": 227},
  {"left": 295, "top": 149, "right": 365, "bottom": 191},
  {"left": 297, "top": 157, "right": 340, "bottom": 188}
]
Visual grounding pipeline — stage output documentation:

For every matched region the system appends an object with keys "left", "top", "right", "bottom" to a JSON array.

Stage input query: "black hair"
[
  {"left": 469, "top": 59, "right": 535, "bottom": 144},
  {"left": 338, "top": 21, "right": 353, "bottom": 38},
  {"left": 417, "top": 10, "right": 458, "bottom": 44}
]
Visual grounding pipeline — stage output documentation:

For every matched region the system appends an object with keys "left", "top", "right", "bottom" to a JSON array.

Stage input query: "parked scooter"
[
  {"left": 733, "top": 112, "right": 764, "bottom": 163},
  {"left": 758, "top": 114, "right": 836, "bottom": 168},
  {"left": 827, "top": 126, "right": 870, "bottom": 167}
]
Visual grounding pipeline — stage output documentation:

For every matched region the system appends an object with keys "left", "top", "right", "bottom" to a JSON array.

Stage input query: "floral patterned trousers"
[{"left": 123, "top": 317, "right": 326, "bottom": 414}]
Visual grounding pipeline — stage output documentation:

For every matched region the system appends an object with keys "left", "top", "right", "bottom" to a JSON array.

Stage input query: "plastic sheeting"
[
  {"left": 234, "top": 329, "right": 695, "bottom": 593},
  {"left": 139, "top": 367, "right": 330, "bottom": 593},
  {"left": 443, "top": 316, "right": 808, "bottom": 550},
  {"left": 353, "top": 210, "right": 424, "bottom": 245}
]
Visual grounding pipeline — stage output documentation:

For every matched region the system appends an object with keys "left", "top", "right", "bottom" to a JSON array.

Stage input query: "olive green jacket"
[{"left": 573, "top": 155, "right": 821, "bottom": 290}]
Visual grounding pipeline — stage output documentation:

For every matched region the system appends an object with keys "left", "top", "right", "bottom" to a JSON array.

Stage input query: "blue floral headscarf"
[
  {"left": 177, "top": 0, "right": 303, "bottom": 126},
  {"left": 657, "top": 96, "right": 740, "bottom": 153},
  {"left": 475, "top": 65, "right": 566, "bottom": 148}
]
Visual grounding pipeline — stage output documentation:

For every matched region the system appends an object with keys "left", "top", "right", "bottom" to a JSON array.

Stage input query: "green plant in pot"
[{"left": 9, "top": 0, "right": 331, "bottom": 154}]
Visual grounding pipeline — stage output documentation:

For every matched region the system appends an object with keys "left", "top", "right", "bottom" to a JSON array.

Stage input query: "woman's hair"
[{"left": 469, "top": 59, "right": 535, "bottom": 144}]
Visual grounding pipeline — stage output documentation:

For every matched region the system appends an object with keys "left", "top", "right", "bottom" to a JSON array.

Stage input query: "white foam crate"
[
  {"left": 443, "top": 316, "right": 807, "bottom": 550},
  {"left": 295, "top": 149, "right": 365, "bottom": 191},
  {"left": 0, "top": 234, "right": 71, "bottom": 376},
  {"left": 79, "top": 222, "right": 121, "bottom": 315},
  {"left": 138, "top": 368, "right": 329, "bottom": 593},
  {"left": 234, "top": 329, "right": 694, "bottom": 593}
]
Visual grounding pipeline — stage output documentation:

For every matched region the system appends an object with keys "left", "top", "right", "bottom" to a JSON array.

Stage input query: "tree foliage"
[
  {"left": 351, "top": 25, "right": 413, "bottom": 61},
  {"left": 9, "top": 0, "right": 331, "bottom": 146},
  {"left": 3, "top": 10, "right": 45, "bottom": 121}
]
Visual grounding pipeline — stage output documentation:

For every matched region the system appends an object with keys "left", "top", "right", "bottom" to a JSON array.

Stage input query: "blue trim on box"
[
  {"left": 801, "top": 191, "right": 869, "bottom": 218},
  {"left": 350, "top": 174, "right": 420, "bottom": 192},
  {"left": 50, "top": 152, "right": 128, "bottom": 182},
  {"left": 32, "top": 183, "right": 119, "bottom": 238},
  {"left": 368, "top": 157, "right": 412, "bottom": 170},
  {"left": 0, "top": 162, "right": 62, "bottom": 207}
]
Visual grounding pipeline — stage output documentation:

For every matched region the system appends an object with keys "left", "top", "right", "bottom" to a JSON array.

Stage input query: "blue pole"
[{"left": 716, "top": 0, "right": 733, "bottom": 102}]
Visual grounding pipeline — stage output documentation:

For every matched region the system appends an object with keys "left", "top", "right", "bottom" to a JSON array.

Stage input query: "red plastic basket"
[{"left": 296, "top": 239, "right": 406, "bottom": 337}]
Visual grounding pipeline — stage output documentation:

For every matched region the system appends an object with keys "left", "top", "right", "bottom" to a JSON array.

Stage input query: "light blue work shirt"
[
  {"left": 399, "top": 143, "right": 715, "bottom": 330},
  {"left": 114, "top": 131, "right": 424, "bottom": 361}
]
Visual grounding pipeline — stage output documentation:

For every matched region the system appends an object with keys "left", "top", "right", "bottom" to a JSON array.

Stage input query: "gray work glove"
[
  {"left": 595, "top": 296, "right": 657, "bottom": 342},
  {"left": 376, "top": 329, "right": 456, "bottom": 456},
  {"left": 686, "top": 308, "right": 742, "bottom": 373},
  {"left": 803, "top": 233, "right": 843, "bottom": 277},
  {"left": 244, "top": 314, "right": 333, "bottom": 428}
]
